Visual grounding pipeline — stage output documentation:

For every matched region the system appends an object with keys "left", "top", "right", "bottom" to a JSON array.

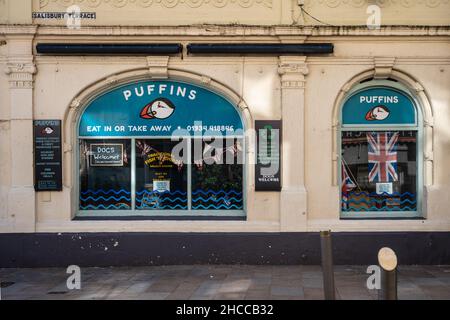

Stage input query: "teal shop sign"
[
  {"left": 79, "top": 80, "right": 243, "bottom": 137},
  {"left": 342, "top": 87, "right": 416, "bottom": 126}
]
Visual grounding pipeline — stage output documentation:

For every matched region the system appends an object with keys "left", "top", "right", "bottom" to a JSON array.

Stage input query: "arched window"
[
  {"left": 77, "top": 79, "right": 245, "bottom": 218},
  {"left": 340, "top": 80, "right": 422, "bottom": 218}
]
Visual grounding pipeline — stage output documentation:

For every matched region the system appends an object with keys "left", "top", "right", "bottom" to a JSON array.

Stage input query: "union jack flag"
[
  {"left": 366, "top": 132, "right": 399, "bottom": 183},
  {"left": 342, "top": 162, "right": 356, "bottom": 193}
]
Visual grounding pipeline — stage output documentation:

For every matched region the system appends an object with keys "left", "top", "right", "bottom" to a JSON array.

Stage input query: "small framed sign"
[
  {"left": 33, "top": 120, "right": 62, "bottom": 191},
  {"left": 376, "top": 182, "right": 393, "bottom": 195},
  {"left": 89, "top": 143, "right": 124, "bottom": 166},
  {"left": 255, "top": 120, "right": 282, "bottom": 191},
  {"left": 153, "top": 180, "right": 170, "bottom": 193}
]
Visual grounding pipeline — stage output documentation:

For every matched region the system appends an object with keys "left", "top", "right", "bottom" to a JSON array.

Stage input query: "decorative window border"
[
  {"left": 331, "top": 69, "right": 434, "bottom": 219},
  {"left": 64, "top": 67, "right": 254, "bottom": 220},
  {"left": 339, "top": 80, "right": 422, "bottom": 218}
]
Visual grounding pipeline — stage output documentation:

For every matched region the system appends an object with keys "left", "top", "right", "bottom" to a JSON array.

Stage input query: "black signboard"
[
  {"left": 34, "top": 120, "right": 62, "bottom": 191},
  {"left": 89, "top": 143, "right": 124, "bottom": 167},
  {"left": 255, "top": 120, "right": 282, "bottom": 191}
]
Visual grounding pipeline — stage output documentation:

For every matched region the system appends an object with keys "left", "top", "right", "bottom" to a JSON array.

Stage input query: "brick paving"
[{"left": 1, "top": 265, "right": 449, "bottom": 300}]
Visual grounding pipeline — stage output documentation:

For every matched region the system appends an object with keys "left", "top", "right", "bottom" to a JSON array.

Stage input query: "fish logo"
[
  {"left": 42, "top": 127, "right": 54, "bottom": 135},
  {"left": 365, "top": 105, "right": 390, "bottom": 121},
  {"left": 140, "top": 98, "right": 175, "bottom": 120}
]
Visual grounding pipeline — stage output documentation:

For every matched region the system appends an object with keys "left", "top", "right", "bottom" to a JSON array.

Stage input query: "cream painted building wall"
[{"left": 0, "top": 0, "right": 449, "bottom": 234}]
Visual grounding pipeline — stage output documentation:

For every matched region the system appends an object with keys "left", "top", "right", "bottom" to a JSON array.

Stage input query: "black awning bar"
[
  {"left": 187, "top": 43, "right": 333, "bottom": 55},
  {"left": 36, "top": 43, "right": 183, "bottom": 55}
]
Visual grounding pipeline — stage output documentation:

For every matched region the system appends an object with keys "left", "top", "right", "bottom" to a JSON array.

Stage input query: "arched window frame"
[
  {"left": 338, "top": 79, "right": 424, "bottom": 219},
  {"left": 69, "top": 75, "right": 250, "bottom": 220}
]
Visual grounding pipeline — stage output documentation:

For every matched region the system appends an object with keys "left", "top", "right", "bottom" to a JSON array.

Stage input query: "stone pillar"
[
  {"left": 277, "top": 56, "right": 308, "bottom": 231},
  {"left": 4, "top": 26, "right": 37, "bottom": 232}
]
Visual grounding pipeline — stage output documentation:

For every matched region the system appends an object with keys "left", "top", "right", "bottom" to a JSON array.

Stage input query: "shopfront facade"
[{"left": 0, "top": 0, "right": 449, "bottom": 266}]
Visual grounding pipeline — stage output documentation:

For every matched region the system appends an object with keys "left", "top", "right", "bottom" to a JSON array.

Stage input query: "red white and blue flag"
[
  {"left": 366, "top": 132, "right": 399, "bottom": 183},
  {"left": 342, "top": 162, "right": 356, "bottom": 194}
]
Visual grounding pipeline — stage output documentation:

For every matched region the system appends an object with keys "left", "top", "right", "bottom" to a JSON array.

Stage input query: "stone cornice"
[
  {"left": 0, "top": 25, "right": 37, "bottom": 36},
  {"left": 37, "top": 0, "right": 274, "bottom": 9},
  {"left": 1, "top": 25, "right": 446, "bottom": 38}
]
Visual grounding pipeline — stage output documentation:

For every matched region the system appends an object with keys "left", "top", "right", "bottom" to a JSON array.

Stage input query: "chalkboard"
[
  {"left": 255, "top": 120, "right": 282, "bottom": 191},
  {"left": 34, "top": 120, "right": 62, "bottom": 191},
  {"left": 89, "top": 143, "right": 124, "bottom": 166}
]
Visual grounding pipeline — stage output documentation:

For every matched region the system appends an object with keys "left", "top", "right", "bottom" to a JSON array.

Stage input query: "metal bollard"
[
  {"left": 320, "top": 230, "right": 336, "bottom": 300},
  {"left": 377, "top": 247, "right": 398, "bottom": 300}
]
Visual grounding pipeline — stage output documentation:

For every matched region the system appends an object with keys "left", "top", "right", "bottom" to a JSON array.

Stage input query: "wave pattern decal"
[
  {"left": 342, "top": 191, "right": 416, "bottom": 212},
  {"left": 80, "top": 189, "right": 243, "bottom": 211},
  {"left": 81, "top": 189, "right": 131, "bottom": 196},
  {"left": 79, "top": 189, "right": 131, "bottom": 210},
  {"left": 347, "top": 191, "right": 415, "bottom": 198},
  {"left": 136, "top": 190, "right": 188, "bottom": 210},
  {"left": 192, "top": 189, "right": 243, "bottom": 210},
  {"left": 344, "top": 206, "right": 416, "bottom": 212}
]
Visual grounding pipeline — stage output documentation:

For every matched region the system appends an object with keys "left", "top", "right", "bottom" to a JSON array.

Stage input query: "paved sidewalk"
[{"left": 1, "top": 265, "right": 450, "bottom": 300}]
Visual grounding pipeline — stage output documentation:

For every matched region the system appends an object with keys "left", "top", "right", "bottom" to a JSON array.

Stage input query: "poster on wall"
[
  {"left": 255, "top": 120, "right": 282, "bottom": 192},
  {"left": 33, "top": 120, "right": 62, "bottom": 191}
]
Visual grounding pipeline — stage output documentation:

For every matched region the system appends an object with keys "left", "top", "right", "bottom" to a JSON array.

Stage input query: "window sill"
[
  {"left": 340, "top": 217, "right": 425, "bottom": 221},
  {"left": 73, "top": 216, "right": 247, "bottom": 221}
]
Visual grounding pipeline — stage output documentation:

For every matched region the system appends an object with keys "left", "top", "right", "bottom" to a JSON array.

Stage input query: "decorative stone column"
[
  {"left": 277, "top": 56, "right": 308, "bottom": 231},
  {"left": 4, "top": 26, "right": 37, "bottom": 232}
]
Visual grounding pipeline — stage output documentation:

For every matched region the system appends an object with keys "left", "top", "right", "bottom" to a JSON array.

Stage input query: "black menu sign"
[
  {"left": 34, "top": 120, "right": 62, "bottom": 191},
  {"left": 255, "top": 120, "right": 282, "bottom": 191}
]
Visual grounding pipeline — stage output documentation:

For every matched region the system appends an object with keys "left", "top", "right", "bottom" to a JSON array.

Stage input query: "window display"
[
  {"left": 79, "top": 139, "right": 131, "bottom": 210},
  {"left": 77, "top": 80, "right": 245, "bottom": 218},
  {"left": 341, "top": 131, "right": 417, "bottom": 213},
  {"left": 340, "top": 83, "right": 421, "bottom": 218},
  {"left": 135, "top": 139, "right": 188, "bottom": 210},
  {"left": 191, "top": 138, "right": 243, "bottom": 210}
]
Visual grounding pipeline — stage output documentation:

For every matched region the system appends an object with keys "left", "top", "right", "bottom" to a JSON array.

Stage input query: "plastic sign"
[
  {"left": 342, "top": 87, "right": 416, "bottom": 126},
  {"left": 34, "top": 120, "right": 62, "bottom": 191},
  {"left": 255, "top": 120, "right": 282, "bottom": 192},
  {"left": 79, "top": 80, "right": 243, "bottom": 137},
  {"left": 376, "top": 182, "right": 393, "bottom": 195}
]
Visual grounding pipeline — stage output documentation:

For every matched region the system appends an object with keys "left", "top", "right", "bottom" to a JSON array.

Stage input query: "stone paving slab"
[{"left": 1, "top": 265, "right": 450, "bottom": 300}]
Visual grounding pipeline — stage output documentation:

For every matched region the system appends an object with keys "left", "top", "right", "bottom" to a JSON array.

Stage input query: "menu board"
[
  {"left": 34, "top": 120, "right": 62, "bottom": 191},
  {"left": 255, "top": 120, "right": 282, "bottom": 191}
]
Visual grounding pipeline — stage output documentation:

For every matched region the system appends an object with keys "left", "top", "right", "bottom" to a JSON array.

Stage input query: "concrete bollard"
[
  {"left": 320, "top": 230, "right": 336, "bottom": 300},
  {"left": 378, "top": 247, "right": 398, "bottom": 300}
]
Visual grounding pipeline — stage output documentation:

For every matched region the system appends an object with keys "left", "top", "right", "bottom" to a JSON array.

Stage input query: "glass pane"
[
  {"left": 79, "top": 139, "right": 131, "bottom": 210},
  {"left": 341, "top": 131, "right": 417, "bottom": 213},
  {"left": 191, "top": 138, "right": 243, "bottom": 210},
  {"left": 135, "top": 139, "right": 188, "bottom": 210}
]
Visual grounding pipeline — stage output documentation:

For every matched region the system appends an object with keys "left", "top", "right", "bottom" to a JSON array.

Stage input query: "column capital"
[
  {"left": 278, "top": 56, "right": 309, "bottom": 89},
  {"left": 4, "top": 59, "right": 36, "bottom": 89}
]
